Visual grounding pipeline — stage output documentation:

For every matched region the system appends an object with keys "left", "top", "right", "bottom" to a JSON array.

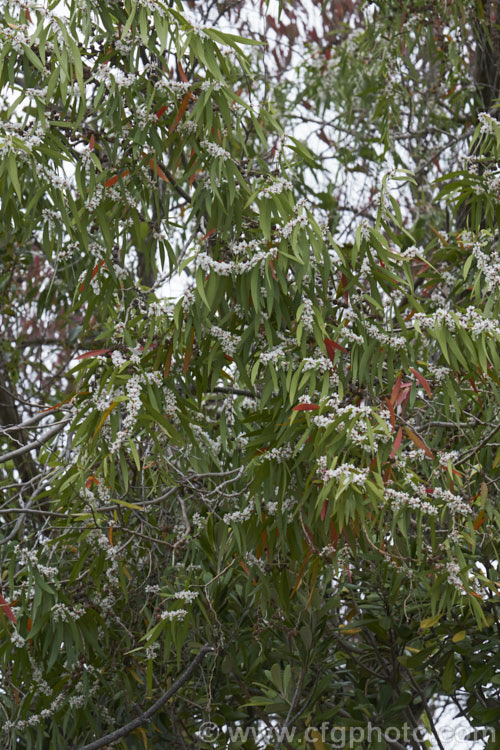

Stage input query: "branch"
[
  {"left": 456, "top": 422, "right": 500, "bottom": 466},
  {"left": 77, "top": 645, "right": 213, "bottom": 750},
  {"left": 0, "top": 419, "right": 71, "bottom": 465},
  {"left": 275, "top": 664, "right": 307, "bottom": 750},
  {"left": 164, "top": 167, "right": 192, "bottom": 203}
]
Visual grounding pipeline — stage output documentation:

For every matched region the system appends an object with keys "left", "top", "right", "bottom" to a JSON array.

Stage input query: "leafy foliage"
[{"left": 1, "top": 0, "right": 500, "bottom": 747}]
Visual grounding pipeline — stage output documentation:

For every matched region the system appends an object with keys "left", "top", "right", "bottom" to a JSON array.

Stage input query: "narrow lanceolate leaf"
[
  {"left": 148, "top": 157, "right": 169, "bottom": 183},
  {"left": 324, "top": 337, "right": 347, "bottom": 361},
  {"left": 163, "top": 343, "right": 173, "bottom": 378},
  {"left": 390, "top": 427, "right": 403, "bottom": 458},
  {"left": 105, "top": 170, "right": 130, "bottom": 188},
  {"left": 7, "top": 153, "right": 22, "bottom": 200},
  {"left": 420, "top": 614, "right": 443, "bottom": 629},
  {"left": 183, "top": 330, "right": 194, "bottom": 375},
  {"left": 473, "top": 509, "right": 486, "bottom": 530},
  {"left": 390, "top": 373, "right": 403, "bottom": 405},
  {"left": 75, "top": 349, "right": 111, "bottom": 359},
  {"left": 292, "top": 403, "right": 319, "bottom": 411},
  {"left": 404, "top": 427, "right": 434, "bottom": 459},
  {"left": 290, "top": 551, "right": 312, "bottom": 599},
  {"left": 93, "top": 400, "right": 119, "bottom": 438},
  {"left": 0, "top": 593, "right": 16, "bottom": 625},
  {"left": 385, "top": 398, "right": 396, "bottom": 430},
  {"left": 410, "top": 367, "right": 432, "bottom": 397},
  {"left": 170, "top": 92, "right": 192, "bottom": 134}
]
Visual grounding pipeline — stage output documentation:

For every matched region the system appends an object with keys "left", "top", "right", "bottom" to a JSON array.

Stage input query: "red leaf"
[
  {"left": 341, "top": 273, "right": 349, "bottom": 303},
  {"left": 148, "top": 157, "right": 169, "bottom": 183},
  {"left": 318, "top": 130, "right": 332, "bottom": 146},
  {"left": 0, "top": 593, "right": 16, "bottom": 625},
  {"left": 155, "top": 104, "right": 168, "bottom": 119},
  {"left": 201, "top": 228, "right": 217, "bottom": 241},
  {"left": 324, "top": 337, "right": 347, "bottom": 361},
  {"left": 410, "top": 367, "right": 432, "bottom": 398},
  {"left": 76, "top": 349, "right": 111, "bottom": 359},
  {"left": 170, "top": 92, "right": 191, "bottom": 134},
  {"left": 292, "top": 403, "right": 319, "bottom": 411},
  {"left": 394, "top": 383, "right": 411, "bottom": 407},
  {"left": 320, "top": 498, "right": 329, "bottom": 521},
  {"left": 384, "top": 397, "right": 396, "bottom": 430},
  {"left": 290, "top": 550, "right": 312, "bottom": 598},
  {"left": 330, "top": 521, "right": 338, "bottom": 550},
  {"left": 473, "top": 509, "right": 486, "bottom": 530},
  {"left": 105, "top": 170, "right": 130, "bottom": 188},
  {"left": 269, "top": 259, "right": 277, "bottom": 281},
  {"left": 390, "top": 427, "right": 403, "bottom": 458},
  {"left": 92, "top": 260, "right": 105, "bottom": 278},
  {"left": 404, "top": 427, "right": 434, "bottom": 459},
  {"left": 239, "top": 559, "right": 251, "bottom": 576},
  {"left": 390, "top": 373, "right": 403, "bottom": 406},
  {"left": 183, "top": 330, "right": 194, "bottom": 375},
  {"left": 89, "top": 134, "right": 95, "bottom": 151},
  {"left": 177, "top": 61, "right": 188, "bottom": 83},
  {"left": 79, "top": 260, "right": 105, "bottom": 292}
]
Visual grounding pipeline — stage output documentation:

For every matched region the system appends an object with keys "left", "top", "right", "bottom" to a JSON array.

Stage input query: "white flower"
[
  {"left": 211, "top": 325, "right": 239, "bottom": 356},
  {"left": 300, "top": 298, "right": 314, "bottom": 333},
  {"left": 161, "top": 609, "right": 188, "bottom": 621},
  {"left": 173, "top": 590, "right": 199, "bottom": 603},
  {"left": 201, "top": 139, "right": 231, "bottom": 160}
]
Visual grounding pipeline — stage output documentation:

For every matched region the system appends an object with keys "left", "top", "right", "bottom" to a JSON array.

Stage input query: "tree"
[{"left": 1, "top": 0, "right": 500, "bottom": 747}]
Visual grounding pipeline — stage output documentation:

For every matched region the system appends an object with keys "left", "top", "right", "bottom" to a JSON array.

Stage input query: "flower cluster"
[
  {"left": 412, "top": 307, "right": 500, "bottom": 339},
  {"left": 302, "top": 354, "right": 335, "bottom": 374},
  {"left": 385, "top": 487, "right": 438, "bottom": 516},
  {"left": 95, "top": 64, "right": 138, "bottom": 90},
  {"left": 190, "top": 423, "right": 221, "bottom": 456},
  {"left": 201, "top": 139, "right": 231, "bottom": 160},
  {"left": 399, "top": 245, "right": 422, "bottom": 260},
  {"left": 51, "top": 602, "right": 86, "bottom": 623},
  {"left": 173, "top": 589, "right": 199, "bottom": 603},
  {"left": 223, "top": 502, "right": 254, "bottom": 524},
  {"left": 14, "top": 544, "right": 58, "bottom": 581},
  {"left": 276, "top": 211, "right": 308, "bottom": 240},
  {"left": 312, "top": 394, "right": 372, "bottom": 429},
  {"left": 160, "top": 608, "right": 188, "bottom": 621},
  {"left": 317, "top": 456, "right": 369, "bottom": 487},
  {"left": 244, "top": 551, "right": 267, "bottom": 572},
  {"left": 1, "top": 22, "right": 31, "bottom": 52},
  {"left": 437, "top": 450, "right": 460, "bottom": 469},
  {"left": 259, "top": 443, "right": 294, "bottom": 463},
  {"left": 260, "top": 344, "right": 286, "bottom": 364},
  {"left": 211, "top": 325, "right": 240, "bottom": 356},
  {"left": 196, "top": 244, "right": 278, "bottom": 277},
  {"left": 478, "top": 112, "right": 496, "bottom": 136},
  {"left": 445, "top": 561, "right": 462, "bottom": 589},
  {"left": 299, "top": 298, "right": 314, "bottom": 333},
  {"left": 471, "top": 240, "right": 500, "bottom": 291},
  {"left": 164, "top": 389, "right": 179, "bottom": 421},
  {"left": 260, "top": 178, "right": 293, "bottom": 197}
]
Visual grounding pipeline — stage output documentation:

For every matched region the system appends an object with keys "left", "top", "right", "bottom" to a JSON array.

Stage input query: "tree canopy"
[{"left": 1, "top": 0, "right": 500, "bottom": 747}]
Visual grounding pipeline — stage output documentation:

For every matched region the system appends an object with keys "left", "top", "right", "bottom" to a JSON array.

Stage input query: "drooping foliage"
[{"left": 1, "top": 0, "right": 500, "bottom": 747}]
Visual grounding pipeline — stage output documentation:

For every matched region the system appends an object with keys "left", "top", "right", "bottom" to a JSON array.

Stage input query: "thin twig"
[
  {"left": 0, "top": 419, "right": 71, "bottom": 464},
  {"left": 77, "top": 645, "right": 214, "bottom": 750}
]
